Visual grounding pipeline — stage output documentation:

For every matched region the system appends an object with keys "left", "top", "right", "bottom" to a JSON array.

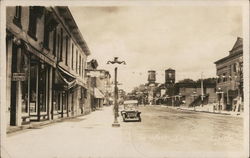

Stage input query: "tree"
[
  {"left": 196, "top": 78, "right": 216, "bottom": 84},
  {"left": 177, "top": 78, "right": 196, "bottom": 84}
]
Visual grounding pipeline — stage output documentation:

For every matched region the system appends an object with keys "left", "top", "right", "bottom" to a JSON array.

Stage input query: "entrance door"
[
  {"left": 10, "top": 81, "right": 17, "bottom": 125},
  {"left": 10, "top": 45, "right": 18, "bottom": 126}
]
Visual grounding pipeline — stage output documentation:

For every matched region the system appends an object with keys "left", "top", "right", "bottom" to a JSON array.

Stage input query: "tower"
[
  {"left": 165, "top": 68, "right": 175, "bottom": 85},
  {"left": 165, "top": 68, "right": 175, "bottom": 96},
  {"left": 148, "top": 70, "right": 156, "bottom": 84}
]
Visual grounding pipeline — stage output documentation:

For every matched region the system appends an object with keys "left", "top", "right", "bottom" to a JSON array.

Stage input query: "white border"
[{"left": 0, "top": 1, "right": 249, "bottom": 158}]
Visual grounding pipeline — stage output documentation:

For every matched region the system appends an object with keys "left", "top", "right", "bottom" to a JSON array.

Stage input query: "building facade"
[
  {"left": 86, "top": 59, "right": 111, "bottom": 110},
  {"left": 6, "top": 6, "right": 90, "bottom": 128},
  {"left": 214, "top": 37, "right": 243, "bottom": 111},
  {"left": 175, "top": 83, "right": 217, "bottom": 107}
]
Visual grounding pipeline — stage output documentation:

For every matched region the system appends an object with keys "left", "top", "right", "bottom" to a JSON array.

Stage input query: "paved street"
[{"left": 3, "top": 105, "right": 244, "bottom": 158}]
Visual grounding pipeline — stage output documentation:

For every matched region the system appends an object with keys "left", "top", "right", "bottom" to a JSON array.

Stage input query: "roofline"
[
  {"left": 52, "top": 7, "right": 91, "bottom": 56},
  {"left": 214, "top": 51, "right": 242, "bottom": 64}
]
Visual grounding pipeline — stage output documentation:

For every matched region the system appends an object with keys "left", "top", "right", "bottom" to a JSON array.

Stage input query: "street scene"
[
  {"left": 3, "top": 105, "right": 244, "bottom": 158},
  {"left": 1, "top": 2, "right": 248, "bottom": 158}
]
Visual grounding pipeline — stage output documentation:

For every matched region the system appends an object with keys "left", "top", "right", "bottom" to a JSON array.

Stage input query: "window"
[
  {"left": 57, "top": 33, "right": 60, "bottom": 60},
  {"left": 233, "top": 63, "right": 237, "bottom": 72},
  {"left": 71, "top": 44, "right": 74, "bottom": 69},
  {"left": 65, "top": 36, "right": 69, "bottom": 66},
  {"left": 60, "top": 28, "right": 63, "bottom": 61},
  {"left": 52, "top": 29, "right": 57, "bottom": 56},
  {"left": 217, "top": 76, "right": 221, "bottom": 83},
  {"left": 13, "top": 6, "right": 22, "bottom": 28},
  {"left": 82, "top": 58, "right": 84, "bottom": 77},
  {"left": 223, "top": 73, "right": 227, "bottom": 82},
  {"left": 43, "top": 11, "right": 53, "bottom": 50},
  {"left": 76, "top": 50, "right": 78, "bottom": 73},
  {"left": 229, "top": 65, "right": 232, "bottom": 81},
  {"left": 79, "top": 55, "right": 81, "bottom": 76},
  {"left": 28, "top": 7, "right": 38, "bottom": 40}
]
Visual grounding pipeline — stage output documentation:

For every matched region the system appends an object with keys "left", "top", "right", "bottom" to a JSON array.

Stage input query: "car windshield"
[{"left": 124, "top": 104, "right": 137, "bottom": 109}]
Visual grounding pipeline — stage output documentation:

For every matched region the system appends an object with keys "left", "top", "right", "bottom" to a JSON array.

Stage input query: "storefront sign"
[
  {"left": 161, "top": 89, "right": 166, "bottom": 96},
  {"left": 12, "top": 73, "right": 26, "bottom": 81},
  {"left": 86, "top": 71, "right": 103, "bottom": 77}
]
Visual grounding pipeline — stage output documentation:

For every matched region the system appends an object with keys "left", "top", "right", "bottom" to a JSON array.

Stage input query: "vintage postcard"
[{"left": 0, "top": 0, "right": 249, "bottom": 158}]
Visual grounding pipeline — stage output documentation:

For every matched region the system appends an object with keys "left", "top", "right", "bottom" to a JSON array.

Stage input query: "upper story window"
[
  {"left": 233, "top": 63, "right": 237, "bottom": 72},
  {"left": 76, "top": 50, "right": 78, "bottom": 74},
  {"left": 28, "top": 6, "right": 43, "bottom": 40},
  {"left": 223, "top": 73, "right": 227, "bottom": 82},
  {"left": 65, "top": 36, "right": 69, "bottom": 66},
  {"left": 44, "top": 10, "right": 58, "bottom": 51},
  {"left": 82, "top": 58, "right": 84, "bottom": 78},
  {"left": 79, "top": 55, "right": 82, "bottom": 76},
  {"left": 217, "top": 76, "right": 221, "bottom": 83},
  {"left": 57, "top": 33, "right": 60, "bottom": 60},
  {"left": 13, "top": 6, "right": 22, "bottom": 28},
  {"left": 60, "top": 28, "right": 63, "bottom": 61},
  {"left": 71, "top": 44, "right": 74, "bottom": 70},
  {"left": 52, "top": 29, "right": 57, "bottom": 56}
]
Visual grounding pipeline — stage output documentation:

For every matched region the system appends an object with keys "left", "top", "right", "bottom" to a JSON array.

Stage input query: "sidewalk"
[
  {"left": 162, "top": 105, "right": 243, "bottom": 117},
  {"left": 7, "top": 110, "right": 93, "bottom": 134},
  {"left": 4, "top": 105, "right": 144, "bottom": 158}
]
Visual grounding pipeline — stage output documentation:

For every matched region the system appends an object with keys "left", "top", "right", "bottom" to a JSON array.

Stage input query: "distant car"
[{"left": 121, "top": 100, "right": 141, "bottom": 122}]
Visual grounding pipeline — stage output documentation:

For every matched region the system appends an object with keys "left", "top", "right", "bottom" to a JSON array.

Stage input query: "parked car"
[{"left": 121, "top": 100, "right": 141, "bottom": 122}]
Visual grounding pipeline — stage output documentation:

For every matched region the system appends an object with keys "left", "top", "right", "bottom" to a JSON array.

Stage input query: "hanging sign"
[{"left": 12, "top": 73, "right": 26, "bottom": 81}]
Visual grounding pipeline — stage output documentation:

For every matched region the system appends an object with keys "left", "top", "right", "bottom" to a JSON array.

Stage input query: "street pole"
[
  {"left": 201, "top": 72, "right": 204, "bottom": 107},
  {"left": 112, "top": 67, "right": 120, "bottom": 127},
  {"left": 107, "top": 57, "right": 126, "bottom": 127}
]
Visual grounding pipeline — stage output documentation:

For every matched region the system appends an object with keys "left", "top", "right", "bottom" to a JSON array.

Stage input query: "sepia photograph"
[{"left": 0, "top": 0, "right": 249, "bottom": 158}]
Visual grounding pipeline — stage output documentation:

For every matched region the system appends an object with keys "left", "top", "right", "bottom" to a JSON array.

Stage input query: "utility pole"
[
  {"left": 107, "top": 57, "right": 126, "bottom": 127},
  {"left": 201, "top": 72, "right": 204, "bottom": 107}
]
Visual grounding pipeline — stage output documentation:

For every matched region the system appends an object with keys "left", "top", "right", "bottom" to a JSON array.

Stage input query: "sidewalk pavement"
[
  {"left": 4, "top": 105, "right": 144, "bottom": 158},
  {"left": 161, "top": 105, "right": 243, "bottom": 117},
  {"left": 7, "top": 110, "right": 92, "bottom": 134}
]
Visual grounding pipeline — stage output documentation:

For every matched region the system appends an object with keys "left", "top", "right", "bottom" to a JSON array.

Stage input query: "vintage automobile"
[{"left": 121, "top": 100, "right": 141, "bottom": 122}]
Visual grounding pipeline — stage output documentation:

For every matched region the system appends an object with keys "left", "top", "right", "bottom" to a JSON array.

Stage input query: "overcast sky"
[{"left": 70, "top": 5, "right": 242, "bottom": 92}]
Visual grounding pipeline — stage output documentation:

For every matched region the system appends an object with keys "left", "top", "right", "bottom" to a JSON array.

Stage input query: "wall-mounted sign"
[
  {"left": 161, "top": 89, "right": 166, "bottom": 96},
  {"left": 12, "top": 73, "right": 26, "bottom": 81},
  {"left": 86, "top": 71, "right": 105, "bottom": 78}
]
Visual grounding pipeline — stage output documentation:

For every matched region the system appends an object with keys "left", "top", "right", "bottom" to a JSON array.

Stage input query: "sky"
[{"left": 69, "top": 5, "right": 242, "bottom": 92}]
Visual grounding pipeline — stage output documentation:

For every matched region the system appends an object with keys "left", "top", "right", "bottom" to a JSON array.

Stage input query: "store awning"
[
  {"left": 55, "top": 67, "right": 77, "bottom": 90},
  {"left": 94, "top": 88, "right": 104, "bottom": 99}
]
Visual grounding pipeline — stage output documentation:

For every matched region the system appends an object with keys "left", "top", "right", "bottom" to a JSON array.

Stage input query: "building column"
[
  {"left": 6, "top": 36, "right": 13, "bottom": 128},
  {"left": 48, "top": 67, "right": 53, "bottom": 120},
  {"left": 16, "top": 47, "right": 22, "bottom": 126},
  {"left": 221, "top": 92, "right": 226, "bottom": 110}
]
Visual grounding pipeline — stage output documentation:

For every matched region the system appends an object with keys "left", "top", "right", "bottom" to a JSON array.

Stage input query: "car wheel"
[
  {"left": 122, "top": 114, "right": 126, "bottom": 122},
  {"left": 138, "top": 117, "right": 141, "bottom": 122}
]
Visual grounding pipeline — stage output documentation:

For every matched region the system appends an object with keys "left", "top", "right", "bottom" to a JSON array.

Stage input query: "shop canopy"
[
  {"left": 55, "top": 66, "right": 77, "bottom": 90},
  {"left": 94, "top": 88, "right": 104, "bottom": 99}
]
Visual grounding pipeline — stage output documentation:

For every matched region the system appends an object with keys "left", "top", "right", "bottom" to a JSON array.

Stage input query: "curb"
[
  {"left": 165, "top": 106, "right": 242, "bottom": 117},
  {"left": 7, "top": 112, "right": 92, "bottom": 135}
]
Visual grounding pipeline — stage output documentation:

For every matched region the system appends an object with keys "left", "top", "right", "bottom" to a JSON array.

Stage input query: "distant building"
[
  {"left": 148, "top": 70, "right": 156, "bottom": 84},
  {"left": 86, "top": 59, "right": 111, "bottom": 110},
  {"left": 214, "top": 37, "right": 243, "bottom": 111},
  {"left": 165, "top": 68, "right": 176, "bottom": 96},
  {"left": 175, "top": 83, "right": 217, "bottom": 107}
]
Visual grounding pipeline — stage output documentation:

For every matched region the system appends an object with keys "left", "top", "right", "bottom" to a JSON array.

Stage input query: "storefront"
[
  {"left": 29, "top": 55, "right": 51, "bottom": 121},
  {"left": 93, "top": 88, "right": 104, "bottom": 109},
  {"left": 9, "top": 41, "right": 30, "bottom": 125},
  {"left": 54, "top": 66, "right": 77, "bottom": 118},
  {"left": 7, "top": 36, "right": 55, "bottom": 126}
]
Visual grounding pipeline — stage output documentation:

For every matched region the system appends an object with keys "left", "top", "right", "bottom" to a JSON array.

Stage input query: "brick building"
[
  {"left": 214, "top": 37, "right": 243, "bottom": 111},
  {"left": 175, "top": 83, "right": 217, "bottom": 107}
]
